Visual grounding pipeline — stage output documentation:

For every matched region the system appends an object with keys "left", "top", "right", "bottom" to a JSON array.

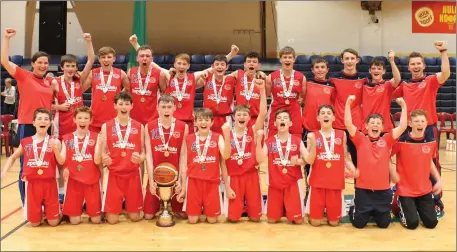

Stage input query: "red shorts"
[
  {"left": 183, "top": 177, "right": 222, "bottom": 217},
  {"left": 25, "top": 179, "right": 60, "bottom": 223},
  {"left": 143, "top": 180, "right": 184, "bottom": 215},
  {"left": 102, "top": 170, "right": 143, "bottom": 214},
  {"left": 211, "top": 115, "right": 232, "bottom": 134},
  {"left": 305, "top": 187, "right": 344, "bottom": 222},
  {"left": 266, "top": 181, "right": 304, "bottom": 221},
  {"left": 183, "top": 120, "right": 194, "bottom": 134},
  {"left": 267, "top": 105, "right": 302, "bottom": 138},
  {"left": 89, "top": 125, "right": 101, "bottom": 133},
  {"left": 224, "top": 170, "right": 263, "bottom": 220},
  {"left": 63, "top": 178, "right": 102, "bottom": 217}
]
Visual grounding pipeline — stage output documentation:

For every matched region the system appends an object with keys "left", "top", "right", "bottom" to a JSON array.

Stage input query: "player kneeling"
[
  {"left": 391, "top": 109, "right": 441, "bottom": 230},
  {"left": 179, "top": 108, "right": 231, "bottom": 224},
  {"left": 305, "top": 105, "right": 357, "bottom": 227},
  {"left": 257, "top": 110, "right": 315, "bottom": 224},
  {"left": 2, "top": 109, "right": 62, "bottom": 227}
]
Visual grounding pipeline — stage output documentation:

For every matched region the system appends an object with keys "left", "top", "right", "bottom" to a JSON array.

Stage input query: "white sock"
[{"left": 59, "top": 187, "right": 65, "bottom": 195}]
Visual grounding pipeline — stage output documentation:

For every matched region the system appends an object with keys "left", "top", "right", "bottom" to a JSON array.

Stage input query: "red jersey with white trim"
[
  {"left": 351, "top": 130, "right": 396, "bottom": 190},
  {"left": 269, "top": 70, "right": 304, "bottom": 106},
  {"left": 235, "top": 70, "right": 261, "bottom": 117},
  {"left": 146, "top": 118, "right": 186, "bottom": 172},
  {"left": 266, "top": 134, "right": 302, "bottom": 189},
  {"left": 203, "top": 73, "right": 235, "bottom": 116},
  {"left": 129, "top": 67, "right": 161, "bottom": 124},
  {"left": 62, "top": 131, "right": 100, "bottom": 184},
  {"left": 329, "top": 72, "right": 368, "bottom": 129},
  {"left": 21, "top": 136, "right": 57, "bottom": 181},
  {"left": 301, "top": 79, "right": 335, "bottom": 131},
  {"left": 165, "top": 73, "right": 196, "bottom": 122},
  {"left": 308, "top": 130, "right": 345, "bottom": 190},
  {"left": 56, "top": 77, "right": 84, "bottom": 137},
  {"left": 225, "top": 126, "right": 257, "bottom": 176},
  {"left": 362, "top": 81, "right": 394, "bottom": 132},
  {"left": 90, "top": 68, "right": 123, "bottom": 128},
  {"left": 105, "top": 118, "right": 142, "bottom": 177},
  {"left": 186, "top": 132, "right": 221, "bottom": 183}
]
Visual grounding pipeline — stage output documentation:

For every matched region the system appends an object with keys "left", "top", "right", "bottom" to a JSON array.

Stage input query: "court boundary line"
[
  {"left": 1, "top": 181, "right": 17, "bottom": 190},
  {"left": 1, "top": 206, "right": 22, "bottom": 222},
  {"left": 0, "top": 220, "right": 28, "bottom": 241}
]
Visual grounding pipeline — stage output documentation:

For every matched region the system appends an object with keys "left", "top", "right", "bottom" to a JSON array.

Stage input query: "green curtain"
[{"left": 127, "top": 1, "right": 147, "bottom": 70}]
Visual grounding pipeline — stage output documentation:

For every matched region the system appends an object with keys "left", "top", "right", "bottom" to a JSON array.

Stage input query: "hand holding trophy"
[{"left": 153, "top": 162, "right": 179, "bottom": 227}]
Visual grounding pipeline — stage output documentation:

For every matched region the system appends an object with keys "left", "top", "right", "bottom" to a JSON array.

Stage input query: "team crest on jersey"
[
  {"left": 290, "top": 144, "right": 298, "bottom": 151},
  {"left": 65, "top": 139, "right": 74, "bottom": 149},
  {"left": 209, "top": 141, "right": 217, "bottom": 148},
  {"left": 315, "top": 138, "right": 322, "bottom": 149},
  {"left": 323, "top": 87, "right": 331, "bottom": 94},
  {"left": 150, "top": 128, "right": 160, "bottom": 139},
  {"left": 268, "top": 142, "right": 279, "bottom": 153},
  {"left": 377, "top": 139, "right": 386, "bottom": 147},
  {"left": 422, "top": 145, "right": 431, "bottom": 153},
  {"left": 354, "top": 82, "right": 363, "bottom": 89},
  {"left": 131, "top": 128, "right": 139, "bottom": 134},
  {"left": 88, "top": 139, "right": 96, "bottom": 146},
  {"left": 335, "top": 138, "right": 342, "bottom": 145},
  {"left": 418, "top": 81, "right": 426, "bottom": 89},
  {"left": 170, "top": 80, "right": 193, "bottom": 88},
  {"left": 376, "top": 86, "right": 385, "bottom": 92},
  {"left": 246, "top": 136, "right": 252, "bottom": 142},
  {"left": 173, "top": 132, "right": 181, "bottom": 138},
  {"left": 224, "top": 84, "right": 231, "bottom": 91},
  {"left": 94, "top": 72, "right": 120, "bottom": 80}
]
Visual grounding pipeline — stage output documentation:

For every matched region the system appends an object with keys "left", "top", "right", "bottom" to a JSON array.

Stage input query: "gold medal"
[
  {"left": 37, "top": 169, "right": 43, "bottom": 175},
  {"left": 201, "top": 165, "right": 206, "bottom": 171},
  {"left": 77, "top": 164, "right": 83, "bottom": 171},
  {"left": 102, "top": 94, "right": 107, "bottom": 101},
  {"left": 140, "top": 97, "right": 145, "bottom": 103},
  {"left": 177, "top": 102, "right": 182, "bottom": 108},
  {"left": 282, "top": 168, "right": 288, "bottom": 174},
  {"left": 285, "top": 99, "right": 290, "bottom": 105},
  {"left": 326, "top": 162, "right": 332, "bottom": 168},
  {"left": 121, "top": 151, "right": 127, "bottom": 157},
  {"left": 237, "top": 159, "right": 243, "bottom": 165},
  {"left": 164, "top": 151, "right": 170, "bottom": 157}
]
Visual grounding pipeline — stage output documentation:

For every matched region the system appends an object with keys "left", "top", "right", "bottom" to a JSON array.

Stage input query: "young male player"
[
  {"left": 96, "top": 92, "right": 145, "bottom": 224},
  {"left": 1, "top": 108, "right": 61, "bottom": 227},
  {"left": 82, "top": 47, "right": 130, "bottom": 133},
  {"left": 55, "top": 106, "right": 102, "bottom": 224},
  {"left": 178, "top": 108, "right": 232, "bottom": 224},
  {"left": 393, "top": 41, "right": 450, "bottom": 213},
  {"left": 362, "top": 50, "right": 401, "bottom": 134},
  {"left": 223, "top": 78, "right": 267, "bottom": 222},
  {"left": 257, "top": 109, "right": 315, "bottom": 224},
  {"left": 266, "top": 46, "right": 306, "bottom": 139},
  {"left": 345, "top": 95, "right": 407, "bottom": 229},
  {"left": 330, "top": 48, "right": 368, "bottom": 168},
  {"left": 143, "top": 95, "right": 189, "bottom": 220},
  {"left": 391, "top": 109, "right": 441, "bottom": 230},
  {"left": 304, "top": 105, "right": 357, "bottom": 227}
]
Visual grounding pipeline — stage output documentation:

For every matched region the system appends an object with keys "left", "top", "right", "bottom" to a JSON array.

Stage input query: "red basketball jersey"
[
  {"left": 62, "top": 131, "right": 100, "bottom": 184},
  {"left": 129, "top": 67, "right": 161, "bottom": 125},
  {"left": 56, "top": 76, "right": 84, "bottom": 137},
  {"left": 203, "top": 73, "right": 235, "bottom": 116},
  {"left": 308, "top": 130, "right": 345, "bottom": 190},
  {"left": 186, "top": 132, "right": 221, "bottom": 183},
  {"left": 301, "top": 79, "right": 335, "bottom": 131},
  {"left": 269, "top": 70, "right": 304, "bottom": 106},
  {"left": 352, "top": 131, "right": 396, "bottom": 190},
  {"left": 235, "top": 70, "right": 261, "bottom": 117},
  {"left": 330, "top": 72, "right": 367, "bottom": 129},
  {"left": 21, "top": 136, "right": 57, "bottom": 181},
  {"left": 91, "top": 68, "right": 123, "bottom": 128},
  {"left": 266, "top": 134, "right": 302, "bottom": 189},
  {"left": 105, "top": 118, "right": 142, "bottom": 176},
  {"left": 392, "top": 140, "right": 436, "bottom": 197},
  {"left": 225, "top": 127, "right": 257, "bottom": 176},
  {"left": 146, "top": 118, "right": 186, "bottom": 172},
  {"left": 165, "top": 73, "right": 196, "bottom": 122},
  {"left": 362, "top": 81, "right": 394, "bottom": 132}
]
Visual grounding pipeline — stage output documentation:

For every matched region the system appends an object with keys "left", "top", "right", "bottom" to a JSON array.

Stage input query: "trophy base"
[{"left": 156, "top": 210, "right": 176, "bottom": 227}]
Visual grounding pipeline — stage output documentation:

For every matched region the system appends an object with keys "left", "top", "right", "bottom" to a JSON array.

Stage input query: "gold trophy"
[{"left": 153, "top": 162, "right": 179, "bottom": 227}]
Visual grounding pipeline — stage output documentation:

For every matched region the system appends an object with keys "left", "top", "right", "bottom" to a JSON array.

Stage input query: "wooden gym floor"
[{"left": 1, "top": 136, "right": 455, "bottom": 251}]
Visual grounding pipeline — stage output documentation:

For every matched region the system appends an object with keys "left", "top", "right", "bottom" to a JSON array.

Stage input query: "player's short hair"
[
  {"left": 244, "top": 52, "right": 260, "bottom": 63},
  {"left": 98, "top": 47, "right": 116, "bottom": 57},
  {"left": 340, "top": 48, "right": 359, "bottom": 59},
  {"left": 5, "top": 78, "right": 12, "bottom": 84},
  {"left": 279, "top": 46, "right": 296, "bottom": 58},
  {"left": 137, "top": 45, "right": 153, "bottom": 54},
  {"left": 234, "top": 105, "right": 250, "bottom": 115},
  {"left": 175, "top": 53, "right": 190, "bottom": 64},
  {"left": 60, "top": 54, "right": 78, "bottom": 67},
  {"left": 311, "top": 56, "right": 328, "bottom": 68},
  {"left": 194, "top": 108, "right": 213, "bottom": 120},
  {"left": 318, "top": 104, "right": 335, "bottom": 114},
  {"left": 275, "top": 109, "right": 291, "bottom": 120},
  {"left": 410, "top": 109, "right": 428, "bottom": 119},
  {"left": 408, "top": 51, "right": 425, "bottom": 64},
  {"left": 33, "top": 108, "right": 52, "bottom": 121},
  {"left": 370, "top": 57, "right": 386, "bottom": 69},
  {"left": 32, "top": 51, "right": 49, "bottom": 63},
  {"left": 212, "top": 54, "right": 228, "bottom": 64},
  {"left": 158, "top": 94, "right": 175, "bottom": 105},
  {"left": 73, "top": 106, "right": 92, "bottom": 118},
  {"left": 366, "top": 113, "right": 384, "bottom": 124},
  {"left": 114, "top": 91, "right": 133, "bottom": 104}
]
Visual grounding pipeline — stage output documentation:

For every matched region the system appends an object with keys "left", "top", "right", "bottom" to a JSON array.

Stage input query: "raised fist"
[
  {"left": 4, "top": 29, "right": 16, "bottom": 39},
  {"left": 396, "top": 97, "right": 406, "bottom": 107},
  {"left": 434, "top": 41, "right": 446, "bottom": 51},
  {"left": 346, "top": 95, "right": 356, "bottom": 104},
  {"left": 129, "top": 34, "right": 138, "bottom": 44},
  {"left": 231, "top": 45, "right": 239, "bottom": 56},
  {"left": 82, "top": 33, "right": 92, "bottom": 41},
  {"left": 388, "top": 50, "right": 395, "bottom": 61}
]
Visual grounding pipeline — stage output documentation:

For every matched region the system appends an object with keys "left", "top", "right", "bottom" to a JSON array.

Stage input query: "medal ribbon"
[
  {"left": 243, "top": 72, "right": 256, "bottom": 101},
  {"left": 137, "top": 65, "right": 153, "bottom": 95},
  {"left": 60, "top": 75, "right": 75, "bottom": 104},
  {"left": 195, "top": 131, "right": 212, "bottom": 163},
  {"left": 275, "top": 134, "right": 291, "bottom": 166},
  {"left": 173, "top": 74, "right": 188, "bottom": 102},
  {"left": 73, "top": 131, "right": 90, "bottom": 162},
  {"left": 32, "top": 135, "right": 49, "bottom": 167},
  {"left": 100, "top": 68, "right": 114, "bottom": 94},
  {"left": 320, "top": 130, "right": 335, "bottom": 160},
  {"left": 211, "top": 73, "right": 226, "bottom": 105},
  {"left": 280, "top": 69, "right": 295, "bottom": 99},
  {"left": 158, "top": 118, "right": 176, "bottom": 150},
  {"left": 232, "top": 127, "right": 247, "bottom": 160},
  {"left": 115, "top": 118, "right": 132, "bottom": 149}
]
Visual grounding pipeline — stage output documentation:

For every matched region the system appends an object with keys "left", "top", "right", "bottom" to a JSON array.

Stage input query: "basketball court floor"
[{"left": 1, "top": 136, "right": 455, "bottom": 251}]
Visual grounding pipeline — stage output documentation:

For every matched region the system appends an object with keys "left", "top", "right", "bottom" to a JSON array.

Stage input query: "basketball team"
[{"left": 0, "top": 28, "right": 451, "bottom": 230}]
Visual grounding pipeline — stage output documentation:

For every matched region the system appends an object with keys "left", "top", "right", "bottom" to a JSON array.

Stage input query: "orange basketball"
[{"left": 153, "top": 162, "right": 178, "bottom": 186}]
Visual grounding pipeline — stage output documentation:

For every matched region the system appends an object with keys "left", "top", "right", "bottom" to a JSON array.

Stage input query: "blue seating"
[
  {"left": 10, "top": 55, "right": 23, "bottom": 66},
  {"left": 190, "top": 54, "right": 205, "bottom": 71},
  {"left": 361, "top": 56, "right": 373, "bottom": 65},
  {"left": 323, "top": 55, "right": 337, "bottom": 65},
  {"left": 229, "top": 55, "right": 244, "bottom": 71},
  {"left": 153, "top": 55, "right": 165, "bottom": 65}
]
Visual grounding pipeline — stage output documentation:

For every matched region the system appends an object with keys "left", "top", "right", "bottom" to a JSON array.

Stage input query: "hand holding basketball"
[
  {"left": 82, "top": 33, "right": 92, "bottom": 42},
  {"left": 433, "top": 180, "right": 442, "bottom": 195},
  {"left": 231, "top": 45, "right": 239, "bottom": 56},
  {"left": 388, "top": 50, "right": 395, "bottom": 61},
  {"left": 4, "top": 29, "right": 16, "bottom": 39},
  {"left": 434, "top": 41, "right": 446, "bottom": 51},
  {"left": 396, "top": 97, "right": 406, "bottom": 108},
  {"left": 226, "top": 186, "right": 236, "bottom": 199},
  {"left": 129, "top": 34, "right": 138, "bottom": 44},
  {"left": 346, "top": 95, "right": 356, "bottom": 104},
  {"left": 131, "top": 152, "right": 142, "bottom": 164}
]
